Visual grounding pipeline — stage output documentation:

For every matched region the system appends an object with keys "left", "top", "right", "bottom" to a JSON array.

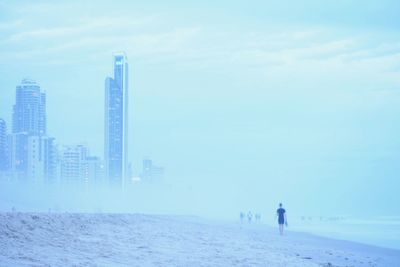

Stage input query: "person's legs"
[{"left": 279, "top": 224, "right": 283, "bottom": 235}]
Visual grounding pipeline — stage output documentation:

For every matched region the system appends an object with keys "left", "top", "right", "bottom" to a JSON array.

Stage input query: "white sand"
[{"left": 0, "top": 212, "right": 399, "bottom": 267}]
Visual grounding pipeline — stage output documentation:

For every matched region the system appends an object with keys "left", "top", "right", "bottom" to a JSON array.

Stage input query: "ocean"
[{"left": 289, "top": 216, "right": 400, "bottom": 250}]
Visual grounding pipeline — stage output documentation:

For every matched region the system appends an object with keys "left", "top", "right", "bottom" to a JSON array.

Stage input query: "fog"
[{"left": 1, "top": 0, "right": 400, "bottom": 220}]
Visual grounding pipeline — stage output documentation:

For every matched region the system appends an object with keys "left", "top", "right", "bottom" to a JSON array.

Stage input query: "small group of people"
[
  {"left": 240, "top": 211, "right": 262, "bottom": 224},
  {"left": 239, "top": 203, "right": 288, "bottom": 235}
]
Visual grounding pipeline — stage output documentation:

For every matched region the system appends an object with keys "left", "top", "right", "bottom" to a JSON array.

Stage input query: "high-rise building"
[
  {"left": 104, "top": 53, "right": 129, "bottom": 186},
  {"left": 60, "top": 145, "right": 104, "bottom": 185},
  {"left": 12, "top": 79, "right": 46, "bottom": 135},
  {"left": 22, "top": 135, "right": 57, "bottom": 183},
  {"left": 10, "top": 79, "right": 44, "bottom": 181},
  {"left": 0, "top": 119, "right": 8, "bottom": 174},
  {"left": 9, "top": 79, "right": 57, "bottom": 183}
]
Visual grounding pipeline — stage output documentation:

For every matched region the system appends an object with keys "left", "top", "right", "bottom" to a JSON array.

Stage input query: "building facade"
[
  {"left": 9, "top": 79, "right": 58, "bottom": 182},
  {"left": 60, "top": 145, "right": 104, "bottom": 185},
  {"left": 12, "top": 79, "right": 46, "bottom": 136},
  {"left": 104, "top": 53, "right": 129, "bottom": 186},
  {"left": 84, "top": 156, "right": 105, "bottom": 184},
  {"left": 27, "top": 136, "right": 45, "bottom": 182},
  {"left": 60, "top": 145, "right": 88, "bottom": 183},
  {"left": 9, "top": 132, "right": 29, "bottom": 180},
  {"left": 43, "top": 137, "right": 58, "bottom": 183},
  {"left": 0, "top": 119, "right": 8, "bottom": 176}
]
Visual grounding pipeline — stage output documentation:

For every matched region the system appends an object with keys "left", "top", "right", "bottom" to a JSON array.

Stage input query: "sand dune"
[{"left": 0, "top": 212, "right": 399, "bottom": 266}]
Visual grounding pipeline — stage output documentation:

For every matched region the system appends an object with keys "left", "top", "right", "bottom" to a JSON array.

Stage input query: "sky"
[{"left": 0, "top": 0, "right": 400, "bottom": 216}]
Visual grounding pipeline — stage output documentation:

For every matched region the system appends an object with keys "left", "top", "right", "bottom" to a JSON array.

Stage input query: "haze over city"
[
  {"left": 1, "top": 1, "right": 400, "bottom": 266},
  {"left": 0, "top": 0, "right": 400, "bottom": 218}
]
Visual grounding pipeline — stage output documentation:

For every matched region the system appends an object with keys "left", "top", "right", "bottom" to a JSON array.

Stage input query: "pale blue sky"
[{"left": 1, "top": 0, "right": 400, "bottom": 215}]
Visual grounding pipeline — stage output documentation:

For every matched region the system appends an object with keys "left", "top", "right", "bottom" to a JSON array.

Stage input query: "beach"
[{"left": 0, "top": 212, "right": 399, "bottom": 267}]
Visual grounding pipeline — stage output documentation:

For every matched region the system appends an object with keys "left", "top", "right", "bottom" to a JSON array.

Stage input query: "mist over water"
[
  {"left": 1, "top": 179, "right": 400, "bottom": 250},
  {"left": 0, "top": 170, "right": 397, "bottom": 219}
]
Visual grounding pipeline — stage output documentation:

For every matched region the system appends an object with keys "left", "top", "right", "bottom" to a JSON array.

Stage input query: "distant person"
[
  {"left": 255, "top": 213, "right": 261, "bottom": 222},
  {"left": 240, "top": 212, "right": 245, "bottom": 223},
  {"left": 247, "top": 211, "right": 253, "bottom": 223},
  {"left": 276, "top": 203, "right": 287, "bottom": 235}
]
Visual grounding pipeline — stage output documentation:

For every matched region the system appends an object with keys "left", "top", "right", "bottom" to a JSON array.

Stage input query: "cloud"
[
  {"left": 5, "top": 15, "right": 158, "bottom": 42},
  {"left": 344, "top": 42, "right": 400, "bottom": 61},
  {"left": 0, "top": 4, "right": 399, "bottom": 85},
  {"left": 0, "top": 19, "right": 24, "bottom": 30}
]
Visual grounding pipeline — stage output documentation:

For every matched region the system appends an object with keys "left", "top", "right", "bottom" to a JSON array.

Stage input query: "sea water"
[{"left": 289, "top": 216, "right": 400, "bottom": 250}]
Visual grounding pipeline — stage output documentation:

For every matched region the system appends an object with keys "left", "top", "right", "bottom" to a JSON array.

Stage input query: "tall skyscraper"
[
  {"left": 12, "top": 79, "right": 46, "bottom": 135},
  {"left": 104, "top": 53, "right": 129, "bottom": 186},
  {"left": 10, "top": 79, "right": 57, "bottom": 182}
]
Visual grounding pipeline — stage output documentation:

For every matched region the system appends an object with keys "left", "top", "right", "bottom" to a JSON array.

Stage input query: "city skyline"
[{"left": 0, "top": 53, "right": 164, "bottom": 185}]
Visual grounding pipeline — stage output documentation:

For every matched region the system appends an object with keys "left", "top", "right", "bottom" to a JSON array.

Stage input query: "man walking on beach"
[{"left": 277, "top": 203, "right": 287, "bottom": 235}]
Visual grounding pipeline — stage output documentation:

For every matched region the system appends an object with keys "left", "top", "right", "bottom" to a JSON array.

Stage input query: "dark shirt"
[{"left": 277, "top": 208, "right": 286, "bottom": 223}]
